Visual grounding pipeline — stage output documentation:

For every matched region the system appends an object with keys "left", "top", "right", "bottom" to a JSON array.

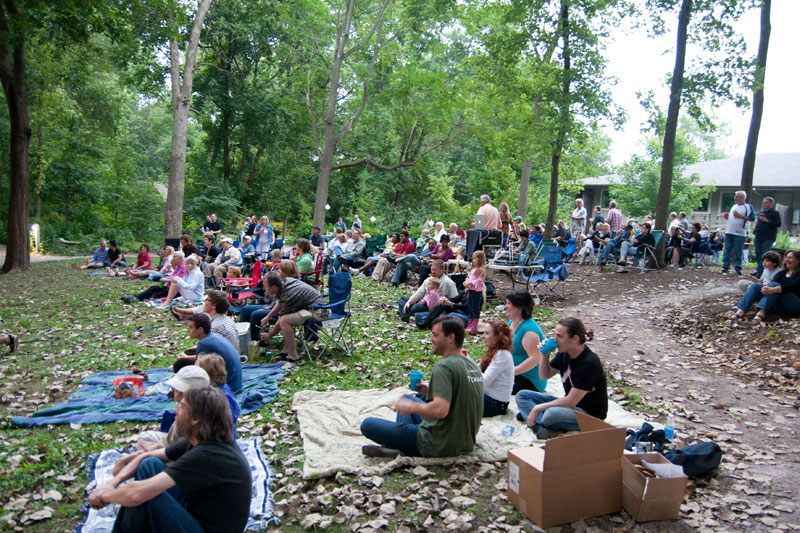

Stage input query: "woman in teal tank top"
[{"left": 505, "top": 291, "right": 548, "bottom": 394}]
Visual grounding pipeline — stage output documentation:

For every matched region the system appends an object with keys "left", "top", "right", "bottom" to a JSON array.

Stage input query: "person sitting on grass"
[
  {"left": 360, "top": 316, "right": 483, "bottom": 458},
  {"left": 0, "top": 332, "right": 19, "bottom": 354},
  {"left": 123, "top": 250, "right": 185, "bottom": 302},
  {"left": 516, "top": 317, "right": 607, "bottom": 440},
  {"left": 89, "top": 386, "right": 251, "bottom": 533},
  {"left": 398, "top": 260, "right": 459, "bottom": 322},
  {"left": 737, "top": 251, "right": 781, "bottom": 295},
  {"left": 197, "top": 354, "right": 240, "bottom": 437},
  {"left": 175, "top": 313, "right": 243, "bottom": 392},
  {"left": 137, "top": 365, "right": 210, "bottom": 451},
  {"left": 172, "top": 290, "right": 238, "bottom": 347},
  {"left": 733, "top": 249, "right": 800, "bottom": 321},
  {"left": 616, "top": 222, "right": 655, "bottom": 273},
  {"left": 72, "top": 240, "right": 109, "bottom": 269},
  {"left": 479, "top": 320, "right": 514, "bottom": 418},
  {"left": 257, "top": 271, "right": 326, "bottom": 362},
  {"left": 164, "top": 255, "right": 204, "bottom": 307},
  {"left": 505, "top": 290, "right": 547, "bottom": 395},
  {"left": 126, "top": 245, "right": 171, "bottom": 280},
  {"left": 106, "top": 240, "right": 126, "bottom": 272},
  {"left": 422, "top": 277, "right": 442, "bottom": 311}
]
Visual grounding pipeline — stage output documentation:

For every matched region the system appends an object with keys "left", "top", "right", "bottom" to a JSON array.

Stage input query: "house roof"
[{"left": 582, "top": 152, "right": 800, "bottom": 189}]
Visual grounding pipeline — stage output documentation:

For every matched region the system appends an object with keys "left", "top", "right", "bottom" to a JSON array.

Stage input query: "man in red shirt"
[{"left": 372, "top": 230, "right": 416, "bottom": 283}]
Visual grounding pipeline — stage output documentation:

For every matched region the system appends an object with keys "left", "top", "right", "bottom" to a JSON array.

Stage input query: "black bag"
[{"left": 664, "top": 442, "right": 722, "bottom": 478}]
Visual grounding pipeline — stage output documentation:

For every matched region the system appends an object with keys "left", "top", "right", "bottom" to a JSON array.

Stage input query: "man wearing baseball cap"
[{"left": 204, "top": 236, "right": 242, "bottom": 285}]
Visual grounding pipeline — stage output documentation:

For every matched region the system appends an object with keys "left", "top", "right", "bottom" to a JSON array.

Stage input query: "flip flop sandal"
[
  {"left": 283, "top": 355, "right": 303, "bottom": 362},
  {"left": 169, "top": 306, "right": 182, "bottom": 320}
]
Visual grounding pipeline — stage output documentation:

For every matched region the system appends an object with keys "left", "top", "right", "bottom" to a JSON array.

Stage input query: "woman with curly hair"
[{"left": 479, "top": 319, "right": 515, "bottom": 417}]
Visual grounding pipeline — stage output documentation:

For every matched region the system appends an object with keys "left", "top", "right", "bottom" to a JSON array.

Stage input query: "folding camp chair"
[
  {"left": 301, "top": 253, "right": 325, "bottom": 290},
  {"left": 300, "top": 272, "right": 353, "bottom": 361},
  {"left": 692, "top": 238, "right": 713, "bottom": 268},
  {"left": 634, "top": 230, "right": 664, "bottom": 273},
  {"left": 523, "top": 245, "right": 569, "bottom": 301}
]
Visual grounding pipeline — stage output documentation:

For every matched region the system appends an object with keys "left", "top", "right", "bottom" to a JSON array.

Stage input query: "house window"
[
  {"left": 600, "top": 189, "right": 610, "bottom": 208},
  {"left": 697, "top": 195, "right": 709, "bottom": 212},
  {"left": 720, "top": 192, "right": 736, "bottom": 212}
]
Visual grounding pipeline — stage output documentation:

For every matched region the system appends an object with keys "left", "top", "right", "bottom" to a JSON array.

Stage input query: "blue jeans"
[
  {"left": 112, "top": 457, "right": 202, "bottom": 533},
  {"left": 515, "top": 391, "right": 587, "bottom": 430},
  {"left": 722, "top": 234, "right": 745, "bottom": 271},
  {"left": 360, "top": 394, "right": 423, "bottom": 456},
  {"left": 738, "top": 282, "right": 764, "bottom": 312},
  {"left": 148, "top": 273, "right": 168, "bottom": 282},
  {"left": 758, "top": 282, "right": 800, "bottom": 316},
  {"left": 596, "top": 242, "right": 617, "bottom": 265},
  {"left": 398, "top": 296, "right": 428, "bottom": 321},
  {"left": 753, "top": 239, "right": 774, "bottom": 277},
  {"left": 392, "top": 255, "right": 422, "bottom": 284},
  {"left": 112, "top": 261, "right": 127, "bottom": 268},
  {"left": 619, "top": 241, "right": 640, "bottom": 261},
  {"left": 237, "top": 306, "right": 271, "bottom": 340},
  {"left": 332, "top": 254, "right": 355, "bottom": 271},
  {"left": 467, "top": 290, "right": 482, "bottom": 319}
]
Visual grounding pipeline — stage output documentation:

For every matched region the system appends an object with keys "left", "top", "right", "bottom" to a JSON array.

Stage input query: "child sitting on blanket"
[{"left": 197, "top": 353, "right": 240, "bottom": 438}]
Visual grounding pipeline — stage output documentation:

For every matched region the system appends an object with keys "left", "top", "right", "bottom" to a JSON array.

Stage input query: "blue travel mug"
[
  {"left": 540, "top": 337, "right": 558, "bottom": 354},
  {"left": 409, "top": 371, "right": 423, "bottom": 391}
]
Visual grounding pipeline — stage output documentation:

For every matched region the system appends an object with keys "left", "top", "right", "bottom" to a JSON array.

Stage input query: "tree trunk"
[
  {"left": 545, "top": 0, "right": 570, "bottom": 240},
  {"left": 0, "top": 0, "right": 31, "bottom": 274},
  {"left": 164, "top": 0, "right": 214, "bottom": 240},
  {"left": 654, "top": 0, "right": 692, "bottom": 265},
  {"left": 740, "top": 0, "right": 770, "bottom": 199},
  {"left": 518, "top": 160, "right": 532, "bottom": 219},
  {"left": 312, "top": 0, "right": 354, "bottom": 230}
]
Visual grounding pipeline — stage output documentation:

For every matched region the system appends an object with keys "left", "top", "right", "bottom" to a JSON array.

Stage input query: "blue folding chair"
[
  {"left": 523, "top": 245, "right": 569, "bottom": 301},
  {"left": 300, "top": 272, "right": 353, "bottom": 360}
]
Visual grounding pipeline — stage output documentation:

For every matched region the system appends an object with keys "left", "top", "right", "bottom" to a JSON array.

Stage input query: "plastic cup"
[
  {"left": 409, "top": 371, "right": 423, "bottom": 391},
  {"left": 540, "top": 337, "right": 558, "bottom": 355}
]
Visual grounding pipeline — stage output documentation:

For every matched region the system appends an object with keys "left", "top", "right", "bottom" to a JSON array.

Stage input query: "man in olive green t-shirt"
[{"left": 360, "top": 316, "right": 484, "bottom": 458}]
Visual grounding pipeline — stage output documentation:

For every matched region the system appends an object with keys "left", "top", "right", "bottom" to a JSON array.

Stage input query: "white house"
[{"left": 579, "top": 152, "right": 800, "bottom": 234}]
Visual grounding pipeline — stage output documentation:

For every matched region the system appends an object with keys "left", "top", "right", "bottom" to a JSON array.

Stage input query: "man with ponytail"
[{"left": 515, "top": 317, "right": 607, "bottom": 440}]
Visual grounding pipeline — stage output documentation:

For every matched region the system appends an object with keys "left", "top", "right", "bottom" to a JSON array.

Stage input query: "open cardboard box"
[
  {"left": 622, "top": 453, "right": 687, "bottom": 522},
  {"left": 507, "top": 412, "right": 627, "bottom": 528}
]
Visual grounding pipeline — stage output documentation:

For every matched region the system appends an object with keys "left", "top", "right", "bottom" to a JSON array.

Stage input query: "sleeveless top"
[{"left": 509, "top": 318, "right": 547, "bottom": 391}]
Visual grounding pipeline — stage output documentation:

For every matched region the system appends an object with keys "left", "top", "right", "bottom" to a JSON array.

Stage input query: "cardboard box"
[
  {"left": 622, "top": 453, "right": 687, "bottom": 522},
  {"left": 507, "top": 412, "right": 626, "bottom": 528}
]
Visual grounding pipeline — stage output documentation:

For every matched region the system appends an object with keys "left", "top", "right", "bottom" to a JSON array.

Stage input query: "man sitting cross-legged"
[
  {"left": 172, "top": 290, "right": 239, "bottom": 351},
  {"left": 360, "top": 316, "right": 483, "bottom": 458},
  {"left": 72, "top": 240, "right": 110, "bottom": 269},
  {"left": 515, "top": 317, "right": 607, "bottom": 440},
  {"left": 398, "top": 260, "right": 458, "bottom": 322},
  {"left": 89, "top": 386, "right": 251, "bottom": 533}
]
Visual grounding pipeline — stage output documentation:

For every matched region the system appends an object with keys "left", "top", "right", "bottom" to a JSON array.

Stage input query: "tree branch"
[{"left": 343, "top": 0, "right": 391, "bottom": 59}]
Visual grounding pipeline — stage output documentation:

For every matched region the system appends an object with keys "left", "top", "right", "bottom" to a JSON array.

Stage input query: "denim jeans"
[
  {"left": 758, "top": 282, "right": 800, "bottom": 315},
  {"left": 238, "top": 306, "right": 271, "bottom": 340},
  {"left": 515, "top": 391, "right": 587, "bottom": 430},
  {"left": 596, "top": 241, "right": 617, "bottom": 265},
  {"left": 332, "top": 254, "right": 354, "bottom": 271},
  {"left": 112, "top": 457, "right": 202, "bottom": 533},
  {"left": 483, "top": 394, "right": 508, "bottom": 417},
  {"left": 737, "top": 282, "right": 764, "bottom": 312},
  {"left": 722, "top": 234, "right": 745, "bottom": 271},
  {"left": 148, "top": 273, "right": 168, "bottom": 282},
  {"left": 398, "top": 296, "right": 429, "bottom": 321},
  {"left": 753, "top": 239, "right": 774, "bottom": 277},
  {"left": 619, "top": 241, "right": 640, "bottom": 261},
  {"left": 360, "top": 394, "right": 423, "bottom": 456},
  {"left": 392, "top": 255, "right": 422, "bottom": 284},
  {"left": 467, "top": 290, "right": 482, "bottom": 319}
]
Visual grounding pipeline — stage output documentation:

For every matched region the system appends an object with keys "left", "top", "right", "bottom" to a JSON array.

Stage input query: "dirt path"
[
  {"left": 535, "top": 265, "right": 800, "bottom": 530},
  {"left": 0, "top": 244, "right": 80, "bottom": 264}
]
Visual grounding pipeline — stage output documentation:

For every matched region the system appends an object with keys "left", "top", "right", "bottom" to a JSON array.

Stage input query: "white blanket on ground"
[{"left": 293, "top": 376, "right": 647, "bottom": 478}]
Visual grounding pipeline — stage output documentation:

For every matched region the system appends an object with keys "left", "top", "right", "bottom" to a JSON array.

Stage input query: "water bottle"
[
  {"left": 664, "top": 414, "right": 675, "bottom": 440},
  {"left": 501, "top": 425, "right": 515, "bottom": 438}
]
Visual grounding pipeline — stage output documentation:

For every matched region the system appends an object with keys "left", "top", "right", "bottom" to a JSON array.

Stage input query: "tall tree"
[
  {"left": 0, "top": 0, "right": 31, "bottom": 273},
  {"left": 164, "top": 0, "right": 213, "bottom": 240},
  {"left": 740, "top": 0, "right": 770, "bottom": 199},
  {"left": 649, "top": 0, "right": 747, "bottom": 257}
]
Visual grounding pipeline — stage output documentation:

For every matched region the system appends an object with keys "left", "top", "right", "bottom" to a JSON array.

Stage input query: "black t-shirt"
[
  {"left": 309, "top": 234, "right": 324, "bottom": 248},
  {"left": 634, "top": 232, "right": 655, "bottom": 248},
  {"left": 553, "top": 227, "right": 569, "bottom": 246},
  {"left": 165, "top": 439, "right": 252, "bottom": 533},
  {"left": 592, "top": 213, "right": 604, "bottom": 230},
  {"left": 206, "top": 246, "right": 220, "bottom": 261},
  {"left": 549, "top": 346, "right": 607, "bottom": 420},
  {"left": 108, "top": 248, "right": 124, "bottom": 262},
  {"left": 203, "top": 221, "right": 221, "bottom": 233}
]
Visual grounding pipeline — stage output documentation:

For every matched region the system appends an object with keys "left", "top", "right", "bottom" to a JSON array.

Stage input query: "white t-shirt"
[
  {"left": 571, "top": 206, "right": 587, "bottom": 233},
  {"left": 482, "top": 349, "right": 514, "bottom": 403},
  {"left": 725, "top": 203, "right": 752, "bottom": 237}
]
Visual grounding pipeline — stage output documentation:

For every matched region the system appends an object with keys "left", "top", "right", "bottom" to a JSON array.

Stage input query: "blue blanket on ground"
[{"left": 10, "top": 364, "right": 284, "bottom": 427}]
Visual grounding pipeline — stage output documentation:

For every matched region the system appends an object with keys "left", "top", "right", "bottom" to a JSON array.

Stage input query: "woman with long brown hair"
[{"left": 480, "top": 319, "right": 515, "bottom": 417}]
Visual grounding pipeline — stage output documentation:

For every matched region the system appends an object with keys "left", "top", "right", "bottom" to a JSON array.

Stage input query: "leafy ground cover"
[{"left": 3, "top": 260, "right": 797, "bottom": 531}]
